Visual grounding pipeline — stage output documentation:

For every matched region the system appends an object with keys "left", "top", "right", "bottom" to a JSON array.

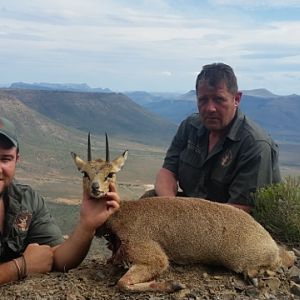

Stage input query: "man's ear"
[
  {"left": 16, "top": 153, "right": 20, "bottom": 163},
  {"left": 234, "top": 91, "right": 242, "bottom": 107}
]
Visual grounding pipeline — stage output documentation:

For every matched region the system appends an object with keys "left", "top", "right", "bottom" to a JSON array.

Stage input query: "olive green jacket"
[
  {"left": 0, "top": 182, "right": 63, "bottom": 262},
  {"left": 163, "top": 110, "right": 281, "bottom": 206}
]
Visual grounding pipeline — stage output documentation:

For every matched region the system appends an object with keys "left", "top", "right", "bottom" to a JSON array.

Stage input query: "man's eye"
[
  {"left": 1, "top": 158, "right": 12, "bottom": 163},
  {"left": 197, "top": 98, "right": 208, "bottom": 106},
  {"left": 214, "top": 97, "right": 224, "bottom": 103}
]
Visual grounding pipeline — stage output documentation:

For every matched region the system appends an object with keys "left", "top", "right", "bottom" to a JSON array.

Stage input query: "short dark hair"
[
  {"left": 196, "top": 63, "right": 238, "bottom": 95},
  {"left": 0, "top": 134, "right": 19, "bottom": 154}
]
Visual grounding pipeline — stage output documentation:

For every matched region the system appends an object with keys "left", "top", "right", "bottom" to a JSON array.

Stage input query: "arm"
[
  {"left": 52, "top": 183, "right": 120, "bottom": 271},
  {"left": 227, "top": 138, "right": 280, "bottom": 212},
  {"left": 0, "top": 243, "right": 53, "bottom": 285},
  {"left": 156, "top": 118, "right": 190, "bottom": 197},
  {"left": 0, "top": 260, "right": 20, "bottom": 285},
  {"left": 155, "top": 168, "right": 178, "bottom": 197}
]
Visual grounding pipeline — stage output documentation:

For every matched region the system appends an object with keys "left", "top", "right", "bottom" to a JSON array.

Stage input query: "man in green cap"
[
  {"left": 151, "top": 63, "right": 281, "bottom": 213},
  {"left": 0, "top": 117, "right": 120, "bottom": 285}
]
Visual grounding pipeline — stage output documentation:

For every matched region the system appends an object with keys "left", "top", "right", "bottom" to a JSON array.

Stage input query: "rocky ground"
[{"left": 1, "top": 240, "right": 300, "bottom": 300}]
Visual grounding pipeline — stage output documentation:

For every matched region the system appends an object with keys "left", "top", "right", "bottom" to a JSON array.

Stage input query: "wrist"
[
  {"left": 12, "top": 255, "right": 27, "bottom": 280},
  {"left": 78, "top": 219, "right": 96, "bottom": 236}
]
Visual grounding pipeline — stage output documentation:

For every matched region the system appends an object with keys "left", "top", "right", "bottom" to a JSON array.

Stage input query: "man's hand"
[
  {"left": 52, "top": 183, "right": 121, "bottom": 271},
  {"left": 23, "top": 243, "right": 53, "bottom": 275},
  {"left": 79, "top": 183, "right": 120, "bottom": 232},
  {"left": 155, "top": 168, "right": 178, "bottom": 197}
]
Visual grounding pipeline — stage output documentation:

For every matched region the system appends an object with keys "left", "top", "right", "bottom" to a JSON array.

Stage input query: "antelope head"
[{"left": 71, "top": 133, "right": 128, "bottom": 199}]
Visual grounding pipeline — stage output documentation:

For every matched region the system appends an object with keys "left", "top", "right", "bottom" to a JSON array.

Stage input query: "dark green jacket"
[
  {"left": 163, "top": 110, "right": 281, "bottom": 206},
  {"left": 0, "top": 182, "right": 63, "bottom": 262}
]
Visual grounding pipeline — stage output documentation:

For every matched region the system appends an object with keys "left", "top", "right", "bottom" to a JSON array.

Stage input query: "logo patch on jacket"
[
  {"left": 221, "top": 149, "right": 233, "bottom": 167},
  {"left": 15, "top": 211, "right": 32, "bottom": 232}
]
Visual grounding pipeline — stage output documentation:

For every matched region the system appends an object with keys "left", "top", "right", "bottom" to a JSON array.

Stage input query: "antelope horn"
[
  {"left": 105, "top": 132, "right": 110, "bottom": 162},
  {"left": 88, "top": 132, "right": 92, "bottom": 161}
]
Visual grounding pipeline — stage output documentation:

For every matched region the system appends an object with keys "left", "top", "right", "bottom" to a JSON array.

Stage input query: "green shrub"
[{"left": 252, "top": 176, "right": 300, "bottom": 246}]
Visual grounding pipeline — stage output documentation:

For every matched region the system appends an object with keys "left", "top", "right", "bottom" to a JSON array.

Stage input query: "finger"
[
  {"left": 105, "top": 192, "right": 120, "bottom": 203},
  {"left": 82, "top": 188, "right": 90, "bottom": 201},
  {"left": 106, "top": 200, "right": 120, "bottom": 210},
  {"left": 109, "top": 182, "right": 117, "bottom": 193},
  {"left": 40, "top": 244, "right": 51, "bottom": 249},
  {"left": 28, "top": 243, "right": 40, "bottom": 247}
]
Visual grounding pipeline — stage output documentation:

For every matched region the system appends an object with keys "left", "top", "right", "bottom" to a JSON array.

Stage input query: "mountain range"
[
  {"left": 9, "top": 82, "right": 112, "bottom": 93},
  {"left": 1, "top": 88, "right": 176, "bottom": 146},
  {"left": 3, "top": 83, "right": 300, "bottom": 145}
]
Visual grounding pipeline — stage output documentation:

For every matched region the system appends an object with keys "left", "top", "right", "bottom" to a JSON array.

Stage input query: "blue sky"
[{"left": 0, "top": 0, "right": 300, "bottom": 95}]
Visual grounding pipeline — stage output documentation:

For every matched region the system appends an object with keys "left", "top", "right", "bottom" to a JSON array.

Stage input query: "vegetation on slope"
[{"left": 253, "top": 176, "right": 300, "bottom": 246}]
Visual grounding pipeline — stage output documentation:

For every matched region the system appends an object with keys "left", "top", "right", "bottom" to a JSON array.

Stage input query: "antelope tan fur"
[{"left": 72, "top": 135, "right": 295, "bottom": 293}]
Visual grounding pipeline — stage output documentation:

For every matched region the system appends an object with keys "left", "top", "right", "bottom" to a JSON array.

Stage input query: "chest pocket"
[
  {"left": 178, "top": 147, "right": 206, "bottom": 196},
  {"left": 4, "top": 211, "right": 32, "bottom": 255},
  {"left": 210, "top": 149, "right": 236, "bottom": 183},
  {"left": 206, "top": 150, "right": 237, "bottom": 202}
]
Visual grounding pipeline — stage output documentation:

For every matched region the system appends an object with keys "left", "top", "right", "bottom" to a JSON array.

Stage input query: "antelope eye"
[
  {"left": 81, "top": 171, "right": 89, "bottom": 179},
  {"left": 106, "top": 172, "right": 115, "bottom": 179}
]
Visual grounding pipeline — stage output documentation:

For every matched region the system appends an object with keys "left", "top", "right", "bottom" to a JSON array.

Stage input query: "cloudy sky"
[{"left": 0, "top": 0, "right": 300, "bottom": 94}]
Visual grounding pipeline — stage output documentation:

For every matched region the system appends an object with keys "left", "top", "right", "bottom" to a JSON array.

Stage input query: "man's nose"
[{"left": 206, "top": 99, "right": 217, "bottom": 111}]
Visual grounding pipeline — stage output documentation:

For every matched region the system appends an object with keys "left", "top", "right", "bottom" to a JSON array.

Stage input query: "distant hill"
[
  {"left": 125, "top": 91, "right": 192, "bottom": 105},
  {"left": 1, "top": 89, "right": 177, "bottom": 146},
  {"left": 176, "top": 90, "right": 195, "bottom": 101},
  {"left": 9, "top": 82, "right": 112, "bottom": 93},
  {"left": 239, "top": 94, "right": 300, "bottom": 143},
  {"left": 124, "top": 91, "right": 169, "bottom": 105},
  {"left": 143, "top": 100, "right": 197, "bottom": 124},
  {"left": 125, "top": 90, "right": 197, "bottom": 124},
  {"left": 242, "top": 88, "right": 279, "bottom": 98}
]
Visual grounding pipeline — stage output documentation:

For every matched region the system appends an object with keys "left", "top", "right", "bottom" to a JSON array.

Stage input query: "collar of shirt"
[{"left": 189, "top": 110, "right": 246, "bottom": 143}]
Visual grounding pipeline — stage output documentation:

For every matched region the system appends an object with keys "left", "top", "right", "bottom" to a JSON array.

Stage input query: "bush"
[{"left": 252, "top": 176, "right": 300, "bottom": 246}]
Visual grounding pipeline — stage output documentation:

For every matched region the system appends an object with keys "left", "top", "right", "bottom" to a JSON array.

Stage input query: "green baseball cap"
[{"left": 0, "top": 117, "right": 18, "bottom": 147}]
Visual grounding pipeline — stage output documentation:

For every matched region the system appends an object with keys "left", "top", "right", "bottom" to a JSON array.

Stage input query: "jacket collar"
[{"left": 190, "top": 110, "right": 245, "bottom": 142}]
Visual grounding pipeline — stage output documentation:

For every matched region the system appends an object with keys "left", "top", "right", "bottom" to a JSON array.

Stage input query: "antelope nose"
[{"left": 92, "top": 182, "right": 100, "bottom": 191}]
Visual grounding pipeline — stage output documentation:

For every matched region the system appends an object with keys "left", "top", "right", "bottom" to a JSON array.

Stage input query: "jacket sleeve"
[
  {"left": 26, "top": 190, "right": 64, "bottom": 247},
  {"left": 227, "top": 137, "right": 281, "bottom": 206},
  {"left": 162, "top": 118, "right": 189, "bottom": 175}
]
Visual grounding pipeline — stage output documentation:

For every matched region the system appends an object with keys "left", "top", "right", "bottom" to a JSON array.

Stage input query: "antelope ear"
[
  {"left": 71, "top": 152, "right": 86, "bottom": 171},
  {"left": 111, "top": 150, "right": 128, "bottom": 172}
]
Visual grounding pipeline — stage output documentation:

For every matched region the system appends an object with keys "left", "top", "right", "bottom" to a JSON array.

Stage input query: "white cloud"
[
  {"left": 0, "top": 0, "right": 300, "bottom": 94},
  {"left": 211, "top": 0, "right": 300, "bottom": 8},
  {"left": 161, "top": 71, "right": 172, "bottom": 76}
]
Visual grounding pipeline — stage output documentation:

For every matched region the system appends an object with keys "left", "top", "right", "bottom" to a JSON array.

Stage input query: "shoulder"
[
  {"left": 179, "top": 113, "right": 203, "bottom": 132},
  {"left": 9, "top": 181, "right": 34, "bottom": 197},
  {"left": 8, "top": 181, "right": 46, "bottom": 210},
  {"left": 235, "top": 111, "right": 277, "bottom": 148},
  {"left": 183, "top": 113, "right": 201, "bottom": 126},
  {"left": 244, "top": 117, "right": 270, "bottom": 141}
]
